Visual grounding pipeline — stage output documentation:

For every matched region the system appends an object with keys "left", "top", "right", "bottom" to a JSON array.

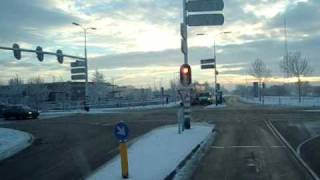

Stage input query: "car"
[
  {"left": 0, "top": 104, "right": 9, "bottom": 118},
  {"left": 3, "top": 105, "right": 39, "bottom": 120}
]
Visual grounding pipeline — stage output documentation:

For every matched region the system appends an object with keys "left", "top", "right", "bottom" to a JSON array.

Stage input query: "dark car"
[
  {"left": 3, "top": 105, "right": 39, "bottom": 120},
  {"left": 0, "top": 104, "right": 8, "bottom": 118}
]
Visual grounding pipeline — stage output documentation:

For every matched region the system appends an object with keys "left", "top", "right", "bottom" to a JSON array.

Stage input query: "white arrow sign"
[{"left": 117, "top": 126, "right": 126, "bottom": 136}]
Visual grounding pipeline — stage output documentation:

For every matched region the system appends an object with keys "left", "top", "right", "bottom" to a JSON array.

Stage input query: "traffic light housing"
[
  {"left": 56, "top": 49, "right": 64, "bottom": 64},
  {"left": 12, "top": 43, "right": 21, "bottom": 60},
  {"left": 180, "top": 64, "right": 192, "bottom": 86},
  {"left": 36, "top": 46, "right": 44, "bottom": 62}
]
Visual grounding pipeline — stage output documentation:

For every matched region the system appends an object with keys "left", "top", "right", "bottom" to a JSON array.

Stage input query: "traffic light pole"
[
  {"left": 214, "top": 40, "right": 218, "bottom": 106},
  {"left": 84, "top": 29, "right": 89, "bottom": 111}
]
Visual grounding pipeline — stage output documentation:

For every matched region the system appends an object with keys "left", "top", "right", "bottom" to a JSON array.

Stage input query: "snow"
[
  {"left": 205, "top": 104, "right": 227, "bottom": 109},
  {"left": 87, "top": 124, "right": 214, "bottom": 180},
  {"left": 41, "top": 102, "right": 179, "bottom": 119},
  {"left": 240, "top": 96, "right": 320, "bottom": 107},
  {"left": 0, "top": 128, "right": 33, "bottom": 161}
]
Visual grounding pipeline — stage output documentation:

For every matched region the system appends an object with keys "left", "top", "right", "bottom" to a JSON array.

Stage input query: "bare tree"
[
  {"left": 7, "top": 74, "right": 25, "bottom": 104},
  {"left": 27, "top": 76, "right": 48, "bottom": 110},
  {"left": 92, "top": 69, "right": 105, "bottom": 83},
  {"left": 249, "top": 58, "right": 271, "bottom": 101},
  {"left": 280, "top": 51, "right": 312, "bottom": 102}
]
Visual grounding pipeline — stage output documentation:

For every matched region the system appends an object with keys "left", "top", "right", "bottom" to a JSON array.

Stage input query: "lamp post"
[
  {"left": 197, "top": 31, "right": 231, "bottom": 106},
  {"left": 72, "top": 22, "right": 96, "bottom": 111}
]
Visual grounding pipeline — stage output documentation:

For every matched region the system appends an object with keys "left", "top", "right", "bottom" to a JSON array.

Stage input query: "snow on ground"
[
  {"left": 205, "top": 104, "right": 227, "bottom": 109},
  {"left": 0, "top": 128, "right": 33, "bottom": 161},
  {"left": 240, "top": 96, "right": 320, "bottom": 107},
  {"left": 87, "top": 124, "right": 214, "bottom": 180},
  {"left": 41, "top": 102, "right": 179, "bottom": 120}
]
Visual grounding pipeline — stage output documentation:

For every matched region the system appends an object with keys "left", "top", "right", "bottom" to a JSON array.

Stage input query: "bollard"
[{"left": 119, "top": 142, "right": 129, "bottom": 178}]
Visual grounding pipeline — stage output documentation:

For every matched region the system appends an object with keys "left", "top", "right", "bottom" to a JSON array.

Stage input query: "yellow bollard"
[{"left": 119, "top": 142, "right": 129, "bottom": 178}]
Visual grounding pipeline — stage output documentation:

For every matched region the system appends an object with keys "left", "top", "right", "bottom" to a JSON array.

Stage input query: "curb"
[
  {"left": 164, "top": 128, "right": 216, "bottom": 180},
  {"left": 265, "top": 119, "right": 319, "bottom": 180}
]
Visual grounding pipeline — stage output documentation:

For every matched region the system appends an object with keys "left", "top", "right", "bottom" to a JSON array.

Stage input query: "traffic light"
[
  {"left": 56, "top": 49, "right": 63, "bottom": 64},
  {"left": 180, "top": 64, "right": 192, "bottom": 86},
  {"left": 36, "top": 46, "right": 44, "bottom": 62},
  {"left": 12, "top": 43, "right": 21, "bottom": 60}
]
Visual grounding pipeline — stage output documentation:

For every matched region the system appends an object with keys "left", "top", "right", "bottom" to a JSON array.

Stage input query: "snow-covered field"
[
  {"left": 0, "top": 128, "right": 33, "bottom": 161},
  {"left": 240, "top": 96, "right": 320, "bottom": 107},
  {"left": 87, "top": 124, "right": 214, "bottom": 180}
]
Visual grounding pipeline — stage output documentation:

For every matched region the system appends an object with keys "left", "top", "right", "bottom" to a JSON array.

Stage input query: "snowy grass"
[
  {"left": 205, "top": 104, "right": 227, "bottom": 109},
  {"left": 0, "top": 128, "right": 33, "bottom": 161},
  {"left": 240, "top": 96, "right": 320, "bottom": 107},
  {"left": 87, "top": 124, "right": 214, "bottom": 180}
]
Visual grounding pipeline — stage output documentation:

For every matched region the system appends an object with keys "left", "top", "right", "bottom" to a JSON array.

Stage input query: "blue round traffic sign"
[{"left": 114, "top": 122, "right": 129, "bottom": 141}]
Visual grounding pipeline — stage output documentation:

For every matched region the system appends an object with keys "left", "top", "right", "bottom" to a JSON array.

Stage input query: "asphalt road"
[
  {"left": 191, "top": 99, "right": 313, "bottom": 180},
  {"left": 0, "top": 99, "right": 316, "bottom": 180}
]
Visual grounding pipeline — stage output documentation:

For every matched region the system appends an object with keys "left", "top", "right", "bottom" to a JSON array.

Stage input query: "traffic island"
[
  {"left": 0, "top": 128, "right": 33, "bottom": 161},
  {"left": 87, "top": 124, "right": 214, "bottom": 180}
]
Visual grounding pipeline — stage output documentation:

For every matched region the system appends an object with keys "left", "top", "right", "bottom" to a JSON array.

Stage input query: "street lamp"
[
  {"left": 197, "top": 31, "right": 231, "bottom": 106},
  {"left": 72, "top": 22, "right": 96, "bottom": 111}
]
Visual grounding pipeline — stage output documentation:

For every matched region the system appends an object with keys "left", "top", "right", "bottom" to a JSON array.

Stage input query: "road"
[
  {"left": 192, "top": 99, "right": 313, "bottom": 180},
  {"left": 0, "top": 99, "right": 316, "bottom": 180}
]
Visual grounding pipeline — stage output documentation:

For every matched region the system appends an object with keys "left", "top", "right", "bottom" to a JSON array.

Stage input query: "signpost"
[
  {"left": 201, "top": 64, "right": 215, "bottom": 69},
  {"left": 71, "top": 74, "right": 86, "bottom": 80},
  {"left": 71, "top": 68, "right": 86, "bottom": 74},
  {"left": 201, "top": 58, "right": 215, "bottom": 64},
  {"left": 114, "top": 122, "right": 129, "bottom": 179}
]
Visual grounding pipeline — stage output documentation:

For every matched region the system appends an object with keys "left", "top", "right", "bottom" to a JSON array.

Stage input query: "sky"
[{"left": 0, "top": 0, "right": 319, "bottom": 90}]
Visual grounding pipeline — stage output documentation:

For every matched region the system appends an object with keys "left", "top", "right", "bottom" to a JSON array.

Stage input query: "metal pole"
[
  {"left": 214, "top": 40, "right": 218, "bottom": 106},
  {"left": 84, "top": 28, "right": 89, "bottom": 111},
  {"left": 183, "top": 0, "right": 188, "bottom": 64}
]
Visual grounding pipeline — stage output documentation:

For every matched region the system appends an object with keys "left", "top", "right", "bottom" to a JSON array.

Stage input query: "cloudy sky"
[{"left": 0, "top": 0, "right": 319, "bottom": 89}]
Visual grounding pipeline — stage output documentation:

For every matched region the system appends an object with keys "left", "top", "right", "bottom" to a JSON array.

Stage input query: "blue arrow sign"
[{"left": 114, "top": 122, "right": 129, "bottom": 141}]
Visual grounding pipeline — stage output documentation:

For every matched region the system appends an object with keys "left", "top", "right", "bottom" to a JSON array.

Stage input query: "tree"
[
  {"left": 7, "top": 75, "right": 25, "bottom": 104},
  {"left": 280, "top": 52, "right": 312, "bottom": 102},
  {"left": 92, "top": 69, "right": 105, "bottom": 83},
  {"left": 249, "top": 59, "right": 271, "bottom": 101},
  {"left": 27, "top": 76, "right": 48, "bottom": 110}
]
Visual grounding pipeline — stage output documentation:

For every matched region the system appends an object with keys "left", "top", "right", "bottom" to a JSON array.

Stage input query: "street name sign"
[
  {"left": 201, "top": 64, "right": 215, "bottom": 69},
  {"left": 201, "top": 58, "right": 215, "bottom": 64},
  {"left": 188, "top": 14, "right": 224, "bottom": 26},
  {"left": 71, "top": 60, "right": 85, "bottom": 68},
  {"left": 187, "top": 0, "right": 224, "bottom": 12},
  {"left": 71, "top": 74, "right": 86, "bottom": 80},
  {"left": 71, "top": 68, "right": 86, "bottom": 74}
]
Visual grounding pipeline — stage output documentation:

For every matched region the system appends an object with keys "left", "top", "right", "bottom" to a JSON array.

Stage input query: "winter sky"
[{"left": 0, "top": 0, "right": 319, "bottom": 89}]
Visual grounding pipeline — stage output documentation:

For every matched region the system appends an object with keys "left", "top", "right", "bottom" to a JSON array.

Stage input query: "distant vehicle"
[
  {"left": 3, "top": 105, "right": 39, "bottom": 120},
  {"left": 192, "top": 92, "right": 213, "bottom": 105}
]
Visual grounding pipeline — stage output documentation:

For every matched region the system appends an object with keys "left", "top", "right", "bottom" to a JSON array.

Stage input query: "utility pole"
[{"left": 72, "top": 22, "right": 96, "bottom": 112}]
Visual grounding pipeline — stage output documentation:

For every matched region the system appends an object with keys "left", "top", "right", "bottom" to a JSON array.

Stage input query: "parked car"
[{"left": 3, "top": 105, "right": 39, "bottom": 120}]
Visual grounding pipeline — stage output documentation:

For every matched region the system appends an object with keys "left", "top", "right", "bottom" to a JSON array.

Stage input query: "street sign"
[
  {"left": 71, "top": 68, "right": 86, "bottom": 74},
  {"left": 71, "top": 74, "right": 86, "bottom": 80},
  {"left": 114, "top": 122, "right": 129, "bottom": 141},
  {"left": 188, "top": 14, "right": 224, "bottom": 26},
  {"left": 180, "top": 23, "right": 187, "bottom": 40},
  {"left": 201, "top": 58, "right": 215, "bottom": 64},
  {"left": 71, "top": 60, "right": 86, "bottom": 67},
  {"left": 181, "top": 39, "right": 187, "bottom": 54},
  {"left": 187, "top": 0, "right": 224, "bottom": 12},
  {"left": 201, "top": 64, "right": 215, "bottom": 69}
]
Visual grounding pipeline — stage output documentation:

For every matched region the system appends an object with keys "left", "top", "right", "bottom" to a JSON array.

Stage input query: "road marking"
[{"left": 210, "top": 145, "right": 286, "bottom": 149}]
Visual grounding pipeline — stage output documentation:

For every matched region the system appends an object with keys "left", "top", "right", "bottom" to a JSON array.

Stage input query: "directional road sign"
[
  {"left": 187, "top": 0, "right": 224, "bottom": 12},
  {"left": 71, "top": 60, "right": 86, "bottom": 68},
  {"left": 201, "top": 64, "right": 216, "bottom": 69},
  {"left": 188, "top": 14, "right": 224, "bottom": 26},
  {"left": 71, "top": 68, "right": 86, "bottom": 74},
  {"left": 114, "top": 122, "right": 129, "bottom": 141},
  {"left": 71, "top": 74, "right": 86, "bottom": 80},
  {"left": 201, "top": 58, "right": 215, "bottom": 64}
]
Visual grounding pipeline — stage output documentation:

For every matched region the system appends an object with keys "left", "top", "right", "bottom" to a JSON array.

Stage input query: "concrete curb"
[
  {"left": 265, "top": 119, "right": 319, "bottom": 180},
  {"left": 164, "top": 127, "right": 216, "bottom": 180}
]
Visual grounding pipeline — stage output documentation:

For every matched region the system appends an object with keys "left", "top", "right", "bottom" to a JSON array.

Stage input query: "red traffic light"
[{"left": 180, "top": 64, "right": 192, "bottom": 86}]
